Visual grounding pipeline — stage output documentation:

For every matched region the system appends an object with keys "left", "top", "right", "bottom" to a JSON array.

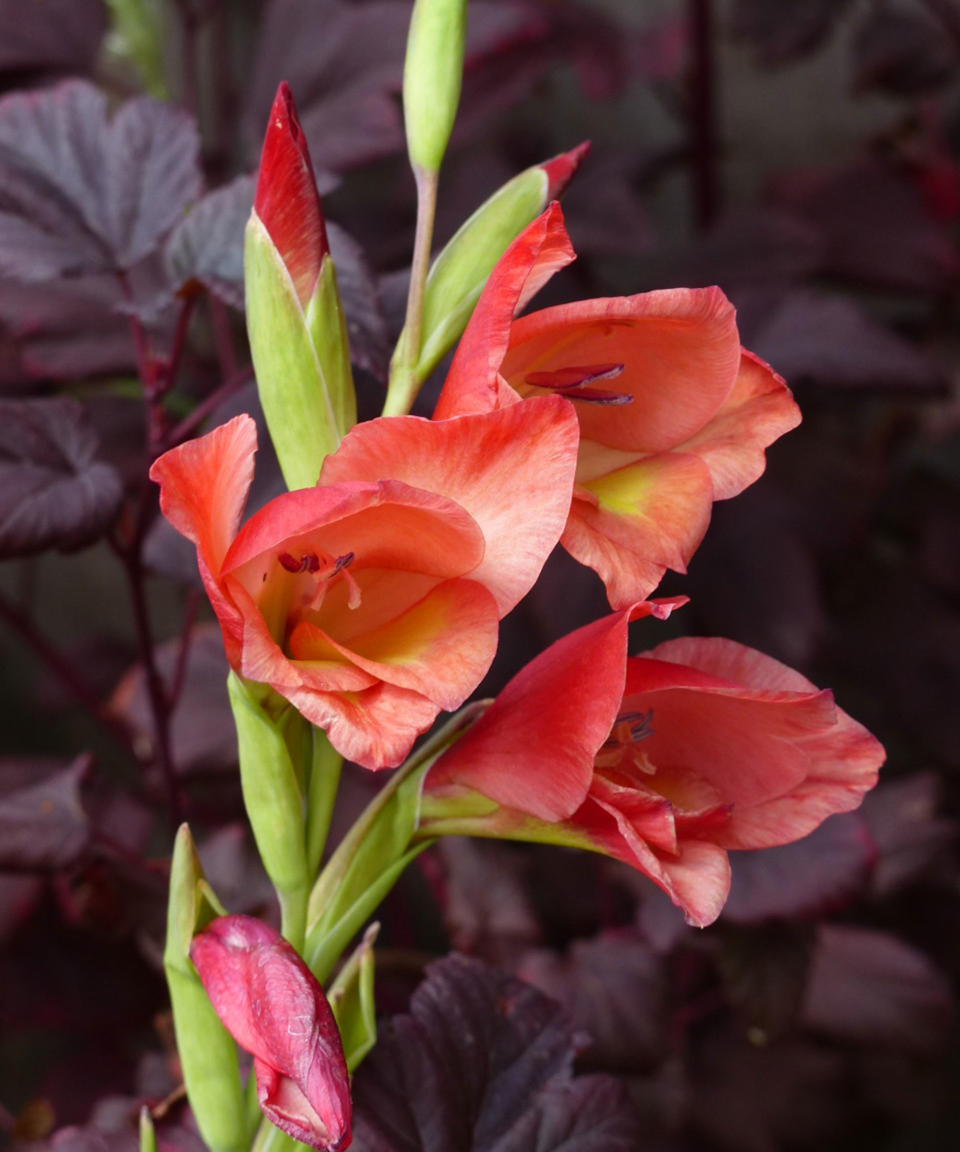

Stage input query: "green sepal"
[
  {"left": 328, "top": 923, "right": 379, "bottom": 1072},
  {"left": 227, "top": 672, "right": 308, "bottom": 948},
  {"left": 305, "top": 258, "right": 356, "bottom": 444},
  {"left": 403, "top": 0, "right": 466, "bottom": 173},
  {"left": 244, "top": 216, "right": 354, "bottom": 489},
  {"left": 163, "top": 825, "right": 245, "bottom": 1152},
  {"left": 139, "top": 1107, "right": 157, "bottom": 1152},
  {"left": 408, "top": 163, "right": 550, "bottom": 382},
  {"left": 306, "top": 728, "right": 343, "bottom": 880}
]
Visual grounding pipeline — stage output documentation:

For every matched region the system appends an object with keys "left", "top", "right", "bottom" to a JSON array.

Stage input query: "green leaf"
[{"left": 328, "top": 923, "right": 379, "bottom": 1071}]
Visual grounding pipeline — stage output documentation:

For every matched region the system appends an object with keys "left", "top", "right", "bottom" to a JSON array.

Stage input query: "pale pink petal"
[
  {"left": 502, "top": 286, "right": 740, "bottom": 454},
  {"left": 320, "top": 398, "right": 580, "bottom": 615},
  {"left": 679, "top": 349, "right": 801, "bottom": 500},
  {"left": 433, "top": 204, "right": 576, "bottom": 420}
]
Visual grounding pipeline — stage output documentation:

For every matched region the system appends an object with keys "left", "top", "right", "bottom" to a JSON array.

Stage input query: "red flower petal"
[
  {"left": 433, "top": 204, "right": 576, "bottom": 420},
  {"left": 254, "top": 83, "right": 329, "bottom": 308}
]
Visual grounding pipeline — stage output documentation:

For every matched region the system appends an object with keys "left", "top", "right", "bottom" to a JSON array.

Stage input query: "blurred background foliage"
[{"left": 1, "top": 1, "right": 959, "bottom": 1150}]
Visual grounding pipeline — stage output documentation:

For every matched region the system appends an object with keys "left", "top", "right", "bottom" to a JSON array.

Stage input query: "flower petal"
[
  {"left": 679, "top": 349, "right": 801, "bottom": 500},
  {"left": 254, "top": 83, "right": 329, "bottom": 308},
  {"left": 433, "top": 204, "right": 576, "bottom": 420},
  {"left": 149, "top": 414, "right": 257, "bottom": 663},
  {"left": 427, "top": 610, "right": 632, "bottom": 820},
  {"left": 190, "top": 916, "right": 351, "bottom": 1152},
  {"left": 502, "top": 286, "right": 741, "bottom": 455},
  {"left": 288, "top": 577, "right": 499, "bottom": 709},
  {"left": 320, "top": 398, "right": 580, "bottom": 615},
  {"left": 562, "top": 451, "right": 714, "bottom": 607}
]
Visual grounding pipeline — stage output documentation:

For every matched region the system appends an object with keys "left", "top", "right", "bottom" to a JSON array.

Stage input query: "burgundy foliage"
[{"left": 0, "top": 2, "right": 958, "bottom": 1151}]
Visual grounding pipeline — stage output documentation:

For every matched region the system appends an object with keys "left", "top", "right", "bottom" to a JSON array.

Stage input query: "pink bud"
[
  {"left": 254, "top": 83, "right": 329, "bottom": 307},
  {"left": 190, "top": 915, "right": 351, "bottom": 1151}
]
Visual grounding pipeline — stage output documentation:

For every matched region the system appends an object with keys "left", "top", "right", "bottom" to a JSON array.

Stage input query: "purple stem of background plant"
[
  {"left": 689, "top": 0, "right": 719, "bottom": 230},
  {"left": 0, "top": 590, "right": 138, "bottom": 756}
]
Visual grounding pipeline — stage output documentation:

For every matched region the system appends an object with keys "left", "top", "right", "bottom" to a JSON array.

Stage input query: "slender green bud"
[
  {"left": 246, "top": 83, "right": 355, "bottom": 489},
  {"left": 227, "top": 673, "right": 309, "bottom": 948},
  {"left": 163, "top": 825, "right": 245, "bottom": 1152},
  {"left": 400, "top": 142, "right": 590, "bottom": 385},
  {"left": 403, "top": 0, "right": 467, "bottom": 173}
]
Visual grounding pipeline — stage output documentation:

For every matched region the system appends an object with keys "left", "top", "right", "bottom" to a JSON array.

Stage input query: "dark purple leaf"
[
  {"left": 717, "top": 923, "right": 815, "bottom": 1037},
  {"left": 110, "top": 624, "right": 234, "bottom": 776},
  {"left": 245, "top": 0, "right": 547, "bottom": 172},
  {"left": 773, "top": 160, "right": 958, "bottom": 292},
  {"left": 439, "top": 838, "right": 540, "bottom": 965},
  {"left": 519, "top": 934, "right": 667, "bottom": 1071},
  {"left": 327, "top": 221, "right": 390, "bottom": 381},
  {"left": 0, "top": 80, "right": 201, "bottom": 281},
  {"left": 729, "top": 0, "right": 853, "bottom": 65},
  {"left": 859, "top": 774, "right": 956, "bottom": 895},
  {"left": 850, "top": 3, "right": 957, "bottom": 96},
  {"left": 164, "top": 175, "right": 255, "bottom": 308},
  {"left": 487, "top": 1076, "right": 638, "bottom": 1152},
  {"left": 722, "top": 813, "right": 874, "bottom": 924},
  {"left": 0, "top": 396, "right": 123, "bottom": 557},
  {"left": 0, "top": 0, "right": 106, "bottom": 76},
  {"left": 802, "top": 925, "right": 954, "bottom": 1052},
  {"left": 0, "top": 756, "right": 89, "bottom": 870},
  {"left": 740, "top": 288, "right": 947, "bottom": 393},
  {"left": 352, "top": 953, "right": 638, "bottom": 1151}
]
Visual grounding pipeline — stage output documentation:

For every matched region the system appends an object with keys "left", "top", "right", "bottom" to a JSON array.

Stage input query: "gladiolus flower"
[
  {"left": 190, "top": 916, "right": 351, "bottom": 1151},
  {"left": 149, "top": 398, "right": 578, "bottom": 768},
  {"left": 421, "top": 612, "right": 884, "bottom": 927},
  {"left": 433, "top": 205, "right": 802, "bottom": 608}
]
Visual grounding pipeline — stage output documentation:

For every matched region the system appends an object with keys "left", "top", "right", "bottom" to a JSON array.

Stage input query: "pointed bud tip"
[
  {"left": 254, "top": 82, "right": 329, "bottom": 307},
  {"left": 542, "top": 140, "right": 591, "bottom": 200}
]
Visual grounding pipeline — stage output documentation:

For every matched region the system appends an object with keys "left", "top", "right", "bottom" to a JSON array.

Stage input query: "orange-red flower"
[
  {"left": 191, "top": 915, "right": 351, "bottom": 1151},
  {"left": 433, "top": 205, "right": 801, "bottom": 607},
  {"left": 422, "top": 612, "right": 883, "bottom": 926},
  {"left": 150, "top": 398, "right": 579, "bottom": 768}
]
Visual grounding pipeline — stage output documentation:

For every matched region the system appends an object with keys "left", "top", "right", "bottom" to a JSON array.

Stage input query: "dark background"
[{"left": 1, "top": 2, "right": 958, "bottom": 1149}]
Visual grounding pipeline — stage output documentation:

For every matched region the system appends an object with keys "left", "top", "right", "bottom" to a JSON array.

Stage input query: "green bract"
[
  {"left": 244, "top": 215, "right": 355, "bottom": 490},
  {"left": 163, "top": 826, "right": 245, "bottom": 1152}
]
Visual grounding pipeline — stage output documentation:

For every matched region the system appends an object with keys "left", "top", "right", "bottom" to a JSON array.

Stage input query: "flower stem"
[{"left": 383, "top": 164, "right": 438, "bottom": 416}]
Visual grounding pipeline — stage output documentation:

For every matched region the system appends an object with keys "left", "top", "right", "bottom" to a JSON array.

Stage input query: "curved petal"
[
  {"left": 149, "top": 414, "right": 257, "bottom": 663},
  {"left": 679, "top": 349, "right": 801, "bottom": 500},
  {"left": 223, "top": 478, "right": 485, "bottom": 583},
  {"left": 288, "top": 577, "right": 499, "bottom": 710},
  {"left": 573, "top": 792, "right": 731, "bottom": 927},
  {"left": 427, "top": 609, "right": 631, "bottom": 821},
  {"left": 562, "top": 451, "right": 714, "bottom": 608},
  {"left": 286, "top": 680, "right": 443, "bottom": 770},
  {"left": 320, "top": 397, "right": 580, "bottom": 615},
  {"left": 433, "top": 203, "right": 576, "bottom": 420},
  {"left": 502, "top": 286, "right": 741, "bottom": 454}
]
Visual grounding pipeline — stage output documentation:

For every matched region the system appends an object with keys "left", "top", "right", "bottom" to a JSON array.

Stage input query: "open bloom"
[
  {"left": 150, "top": 398, "right": 578, "bottom": 768},
  {"left": 191, "top": 915, "right": 351, "bottom": 1151},
  {"left": 433, "top": 204, "right": 801, "bottom": 607},
  {"left": 421, "top": 611, "right": 884, "bottom": 926}
]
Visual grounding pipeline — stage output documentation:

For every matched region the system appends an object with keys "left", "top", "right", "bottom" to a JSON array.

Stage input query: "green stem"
[
  {"left": 383, "top": 164, "right": 439, "bottom": 416},
  {"left": 278, "top": 884, "right": 307, "bottom": 953},
  {"left": 305, "top": 731, "right": 342, "bottom": 879}
]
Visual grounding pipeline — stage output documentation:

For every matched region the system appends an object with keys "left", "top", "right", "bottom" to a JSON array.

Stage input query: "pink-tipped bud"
[
  {"left": 255, "top": 83, "right": 329, "bottom": 308},
  {"left": 541, "top": 140, "right": 591, "bottom": 201},
  {"left": 190, "top": 915, "right": 351, "bottom": 1152}
]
